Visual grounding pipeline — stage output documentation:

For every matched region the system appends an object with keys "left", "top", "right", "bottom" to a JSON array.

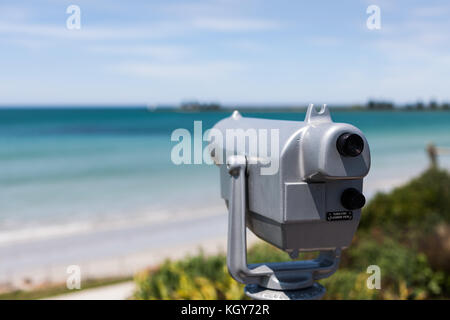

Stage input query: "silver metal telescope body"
[{"left": 211, "top": 104, "right": 371, "bottom": 299}]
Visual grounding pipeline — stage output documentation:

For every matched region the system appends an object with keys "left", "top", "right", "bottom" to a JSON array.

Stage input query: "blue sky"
[{"left": 0, "top": 0, "right": 449, "bottom": 106}]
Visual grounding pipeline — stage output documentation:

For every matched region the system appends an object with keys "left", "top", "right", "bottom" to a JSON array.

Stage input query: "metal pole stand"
[{"left": 226, "top": 155, "right": 341, "bottom": 300}]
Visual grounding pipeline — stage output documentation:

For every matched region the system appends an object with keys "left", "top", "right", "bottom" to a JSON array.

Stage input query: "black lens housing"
[
  {"left": 341, "top": 188, "right": 366, "bottom": 210},
  {"left": 336, "top": 133, "right": 364, "bottom": 157}
]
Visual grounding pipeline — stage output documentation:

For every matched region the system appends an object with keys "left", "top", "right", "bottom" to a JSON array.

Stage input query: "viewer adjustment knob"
[
  {"left": 341, "top": 188, "right": 366, "bottom": 210},
  {"left": 337, "top": 133, "right": 364, "bottom": 157}
]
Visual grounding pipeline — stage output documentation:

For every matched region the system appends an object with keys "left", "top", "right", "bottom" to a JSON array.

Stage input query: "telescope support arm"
[
  {"left": 227, "top": 155, "right": 272, "bottom": 284},
  {"left": 226, "top": 155, "right": 342, "bottom": 291}
]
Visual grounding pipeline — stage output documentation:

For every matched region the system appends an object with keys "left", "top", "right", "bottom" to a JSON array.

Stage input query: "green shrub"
[
  {"left": 134, "top": 252, "right": 241, "bottom": 300},
  {"left": 134, "top": 239, "right": 448, "bottom": 300},
  {"left": 344, "top": 236, "right": 447, "bottom": 299},
  {"left": 360, "top": 167, "right": 450, "bottom": 231},
  {"left": 320, "top": 270, "right": 378, "bottom": 300}
]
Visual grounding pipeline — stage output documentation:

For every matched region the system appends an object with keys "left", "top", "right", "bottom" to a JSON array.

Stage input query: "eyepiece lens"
[{"left": 337, "top": 133, "right": 364, "bottom": 157}]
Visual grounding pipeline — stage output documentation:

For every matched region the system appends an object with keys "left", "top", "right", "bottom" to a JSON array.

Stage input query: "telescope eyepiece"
[
  {"left": 337, "top": 133, "right": 364, "bottom": 157},
  {"left": 341, "top": 188, "right": 366, "bottom": 210}
]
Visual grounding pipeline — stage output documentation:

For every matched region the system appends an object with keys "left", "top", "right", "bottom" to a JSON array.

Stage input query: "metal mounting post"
[{"left": 226, "top": 155, "right": 342, "bottom": 300}]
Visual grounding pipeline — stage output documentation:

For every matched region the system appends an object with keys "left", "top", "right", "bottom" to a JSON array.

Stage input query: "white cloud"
[
  {"left": 0, "top": 17, "right": 279, "bottom": 42},
  {"left": 161, "top": 0, "right": 257, "bottom": 17},
  {"left": 411, "top": 5, "right": 450, "bottom": 17},
  {"left": 0, "top": 22, "right": 186, "bottom": 40},
  {"left": 0, "top": 5, "right": 30, "bottom": 22},
  {"left": 88, "top": 45, "right": 190, "bottom": 60},
  {"left": 110, "top": 61, "right": 244, "bottom": 78},
  {"left": 191, "top": 18, "right": 280, "bottom": 32},
  {"left": 373, "top": 38, "right": 448, "bottom": 62},
  {"left": 1, "top": 37, "right": 52, "bottom": 50},
  {"left": 307, "top": 36, "right": 342, "bottom": 47},
  {"left": 368, "top": 31, "right": 450, "bottom": 103},
  {"left": 222, "top": 39, "right": 266, "bottom": 52}
]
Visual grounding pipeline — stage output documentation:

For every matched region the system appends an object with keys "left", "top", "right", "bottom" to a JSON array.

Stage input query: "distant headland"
[{"left": 167, "top": 100, "right": 450, "bottom": 112}]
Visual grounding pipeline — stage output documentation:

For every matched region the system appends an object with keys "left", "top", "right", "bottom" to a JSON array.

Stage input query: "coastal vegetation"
[
  {"left": 134, "top": 167, "right": 450, "bottom": 300},
  {"left": 170, "top": 100, "right": 450, "bottom": 112}
]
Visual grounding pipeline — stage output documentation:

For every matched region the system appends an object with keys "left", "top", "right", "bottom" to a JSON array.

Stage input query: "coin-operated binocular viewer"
[{"left": 210, "top": 104, "right": 370, "bottom": 300}]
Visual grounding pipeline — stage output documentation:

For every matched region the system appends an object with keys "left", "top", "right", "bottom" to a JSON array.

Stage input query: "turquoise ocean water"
[{"left": 1, "top": 109, "right": 450, "bottom": 244}]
